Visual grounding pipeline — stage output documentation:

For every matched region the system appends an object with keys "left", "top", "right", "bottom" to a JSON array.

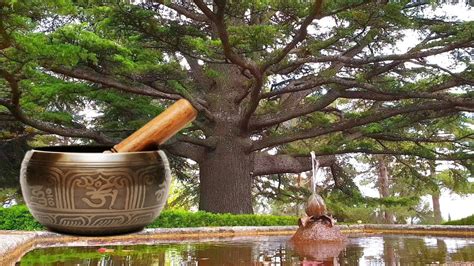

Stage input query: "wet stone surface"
[{"left": 0, "top": 233, "right": 35, "bottom": 254}]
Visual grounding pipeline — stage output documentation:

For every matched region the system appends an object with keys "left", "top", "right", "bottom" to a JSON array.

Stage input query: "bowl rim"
[
  {"left": 23, "top": 146, "right": 166, "bottom": 164},
  {"left": 30, "top": 145, "right": 161, "bottom": 155}
]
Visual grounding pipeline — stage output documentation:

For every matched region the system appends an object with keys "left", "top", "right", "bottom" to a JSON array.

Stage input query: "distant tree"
[
  {"left": 1, "top": 0, "right": 473, "bottom": 213},
  {"left": 380, "top": 155, "right": 472, "bottom": 224}
]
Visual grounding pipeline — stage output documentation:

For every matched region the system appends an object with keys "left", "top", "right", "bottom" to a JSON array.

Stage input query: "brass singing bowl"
[{"left": 20, "top": 146, "right": 171, "bottom": 236}]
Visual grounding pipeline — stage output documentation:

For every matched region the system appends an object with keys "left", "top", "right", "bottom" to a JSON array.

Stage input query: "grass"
[{"left": 0, "top": 205, "right": 298, "bottom": 231}]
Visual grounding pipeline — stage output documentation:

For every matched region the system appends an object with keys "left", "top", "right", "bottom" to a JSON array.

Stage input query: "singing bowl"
[{"left": 20, "top": 146, "right": 171, "bottom": 236}]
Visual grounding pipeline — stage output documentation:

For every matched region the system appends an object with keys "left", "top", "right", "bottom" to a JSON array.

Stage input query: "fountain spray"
[{"left": 299, "top": 152, "right": 334, "bottom": 227}]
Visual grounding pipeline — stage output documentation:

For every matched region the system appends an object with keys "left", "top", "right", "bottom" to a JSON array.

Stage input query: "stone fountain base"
[
  {"left": 291, "top": 222, "right": 346, "bottom": 242},
  {"left": 2, "top": 224, "right": 473, "bottom": 265}
]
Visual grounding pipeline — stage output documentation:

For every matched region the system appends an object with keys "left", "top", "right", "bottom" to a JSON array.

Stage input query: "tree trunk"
[
  {"left": 196, "top": 64, "right": 255, "bottom": 214},
  {"left": 376, "top": 155, "right": 394, "bottom": 224},
  {"left": 432, "top": 192, "right": 442, "bottom": 224},
  {"left": 429, "top": 162, "right": 442, "bottom": 224},
  {"left": 199, "top": 138, "right": 253, "bottom": 214}
]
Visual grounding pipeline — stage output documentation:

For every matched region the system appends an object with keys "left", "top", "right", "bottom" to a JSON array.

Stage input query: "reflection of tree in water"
[
  {"left": 19, "top": 237, "right": 474, "bottom": 265},
  {"left": 192, "top": 242, "right": 254, "bottom": 265},
  {"left": 337, "top": 241, "right": 364, "bottom": 266},
  {"left": 290, "top": 241, "right": 346, "bottom": 265},
  {"left": 382, "top": 236, "right": 449, "bottom": 265},
  {"left": 21, "top": 245, "right": 179, "bottom": 265},
  {"left": 447, "top": 241, "right": 474, "bottom": 263},
  {"left": 384, "top": 237, "right": 396, "bottom": 266}
]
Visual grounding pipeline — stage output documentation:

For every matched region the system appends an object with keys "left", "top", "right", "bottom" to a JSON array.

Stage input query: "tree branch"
[
  {"left": 364, "top": 133, "right": 473, "bottom": 143},
  {"left": 336, "top": 79, "right": 472, "bottom": 106},
  {"left": 161, "top": 139, "right": 207, "bottom": 162},
  {"left": 0, "top": 70, "right": 113, "bottom": 144},
  {"left": 159, "top": 2, "right": 209, "bottom": 22},
  {"left": 51, "top": 66, "right": 215, "bottom": 121},
  {"left": 289, "top": 40, "right": 473, "bottom": 66},
  {"left": 262, "top": 76, "right": 331, "bottom": 99},
  {"left": 191, "top": 0, "right": 217, "bottom": 21},
  {"left": 259, "top": 62, "right": 469, "bottom": 132},
  {"left": 261, "top": 0, "right": 324, "bottom": 72},
  {"left": 193, "top": 0, "right": 260, "bottom": 76},
  {"left": 181, "top": 53, "right": 213, "bottom": 88},
  {"left": 240, "top": 78, "right": 264, "bottom": 132},
  {"left": 251, "top": 101, "right": 458, "bottom": 151},
  {"left": 363, "top": 33, "right": 440, "bottom": 79},
  {"left": 407, "top": 60, "right": 474, "bottom": 86},
  {"left": 277, "top": 27, "right": 378, "bottom": 109},
  {"left": 252, "top": 153, "right": 334, "bottom": 176},
  {"left": 176, "top": 135, "right": 216, "bottom": 149},
  {"left": 0, "top": 20, "right": 12, "bottom": 50},
  {"left": 193, "top": 0, "right": 263, "bottom": 131},
  {"left": 51, "top": 66, "right": 181, "bottom": 100},
  {"left": 250, "top": 89, "right": 341, "bottom": 131}
]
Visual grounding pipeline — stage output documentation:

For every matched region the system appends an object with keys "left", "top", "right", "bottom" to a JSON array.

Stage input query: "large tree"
[{"left": 1, "top": 0, "right": 473, "bottom": 213}]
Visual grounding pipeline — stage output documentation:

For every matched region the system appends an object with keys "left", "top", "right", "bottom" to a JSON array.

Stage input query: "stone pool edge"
[{"left": 1, "top": 224, "right": 473, "bottom": 265}]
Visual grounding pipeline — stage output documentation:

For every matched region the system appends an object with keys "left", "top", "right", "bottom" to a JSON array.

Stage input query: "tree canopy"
[{"left": 0, "top": 0, "right": 472, "bottom": 214}]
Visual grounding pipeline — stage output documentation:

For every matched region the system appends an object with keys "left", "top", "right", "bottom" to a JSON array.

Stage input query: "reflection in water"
[
  {"left": 290, "top": 240, "right": 346, "bottom": 265},
  {"left": 19, "top": 235, "right": 474, "bottom": 265}
]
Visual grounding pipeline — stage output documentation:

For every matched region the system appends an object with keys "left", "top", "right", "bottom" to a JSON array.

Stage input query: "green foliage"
[
  {"left": 368, "top": 196, "right": 420, "bottom": 207},
  {"left": 0, "top": 205, "right": 43, "bottom": 230},
  {"left": 228, "top": 25, "right": 281, "bottom": 55},
  {"left": 443, "top": 214, "right": 474, "bottom": 225},
  {"left": 437, "top": 170, "right": 474, "bottom": 194},
  {"left": 0, "top": 205, "right": 297, "bottom": 230},
  {"left": 183, "top": 36, "right": 221, "bottom": 57},
  {"left": 148, "top": 209, "right": 297, "bottom": 228},
  {"left": 20, "top": 244, "right": 196, "bottom": 265},
  {"left": 325, "top": 191, "right": 377, "bottom": 223}
]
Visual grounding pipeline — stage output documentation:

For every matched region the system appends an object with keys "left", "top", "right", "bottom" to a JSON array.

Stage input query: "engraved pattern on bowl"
[{"left": 20, "top": 146, "right": 171, "bottom": 235}]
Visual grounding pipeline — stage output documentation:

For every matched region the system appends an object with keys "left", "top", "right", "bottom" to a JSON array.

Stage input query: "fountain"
[{"left": 291, "top": 152, "right": 346, "bottom": 243}]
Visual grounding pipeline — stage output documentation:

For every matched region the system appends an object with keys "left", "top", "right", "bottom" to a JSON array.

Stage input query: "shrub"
[
  {"left": 0, "top": 205, "right": 44, "bottom": 230},
  {"left": 443, "top": 214, "right": 474, "bottom": 225},
  {"left": 0, "top": 205, "right": 298, "bottom": 230},
  {"left": 148, "top": 209, "right": 298, "bottom": 228}
]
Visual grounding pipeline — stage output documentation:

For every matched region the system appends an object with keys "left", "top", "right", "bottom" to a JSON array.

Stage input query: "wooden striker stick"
[{"left": 111, "top": 99, "right": 198, "bottom": 152}]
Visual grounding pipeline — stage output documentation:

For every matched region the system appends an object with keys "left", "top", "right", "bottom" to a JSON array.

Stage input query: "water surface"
[{"left": 19, "top": 235, "right": 474, "bottom": 265}]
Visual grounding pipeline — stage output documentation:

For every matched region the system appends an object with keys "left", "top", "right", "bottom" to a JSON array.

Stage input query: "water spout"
[{"left": 310, "top": 151, "right": 319, "bottom": 194}]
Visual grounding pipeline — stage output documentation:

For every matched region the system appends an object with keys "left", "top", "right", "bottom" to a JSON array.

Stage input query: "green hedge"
[
  {"left": 443, "top": 214, "right": 474, "bottom": 225},
  {"left": 0, "top": 205, "right": 297, "bottom": 230},
  {"left": 148, "top": 209, "right": 297, "bottom": 228},
  {"left": 0, "top": 205, "right": 43, "bottom": 230}
]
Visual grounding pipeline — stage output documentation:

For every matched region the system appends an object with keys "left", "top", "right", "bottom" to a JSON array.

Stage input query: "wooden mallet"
[{"left": 109, "top": 99, "right": 198, "bottom": 153}]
